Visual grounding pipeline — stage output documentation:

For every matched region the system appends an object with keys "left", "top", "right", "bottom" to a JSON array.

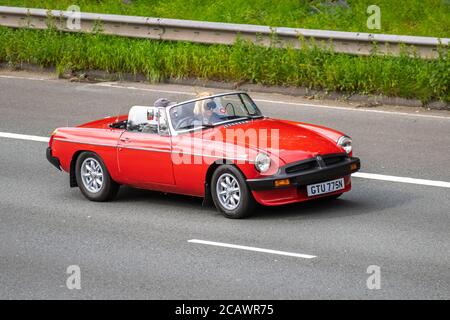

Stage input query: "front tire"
[
  {"left": 211, "top": 165, "right": 255, "bottom": 219},
  {"left": 75, "top": 152, "right": 119, "bottom": 202}
]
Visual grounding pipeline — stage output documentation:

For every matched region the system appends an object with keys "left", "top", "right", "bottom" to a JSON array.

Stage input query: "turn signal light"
[
  {"left": 274, "top": 179, "right": 290, "bottom": 187},
  {"left": 350, "top": 163, "right": 358, "bottom": 171}
]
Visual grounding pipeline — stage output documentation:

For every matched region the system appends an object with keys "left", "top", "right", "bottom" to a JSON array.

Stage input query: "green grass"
[
  {"left": 1, "top": 27, "right": 448, "bottom": 102},
  {"left": 1, "top": 0, "right": 449, "bottom": 37}
]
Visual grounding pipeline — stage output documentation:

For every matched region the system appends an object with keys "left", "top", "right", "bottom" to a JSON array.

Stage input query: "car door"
[{"left": 117, "top": 106, "right": 174, "bottom": 186}]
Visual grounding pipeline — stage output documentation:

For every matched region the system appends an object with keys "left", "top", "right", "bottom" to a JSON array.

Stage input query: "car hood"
[{"left": 207, "top": 118, "right": 344, "bottom": 164}]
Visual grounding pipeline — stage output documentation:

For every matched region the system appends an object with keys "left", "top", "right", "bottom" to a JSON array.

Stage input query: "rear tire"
[
  {"left": 75, "top": 152, "right": 119, "bottom": 202},
  {"left": 211, "top": 165, "right": 255, "bottom": 219}
]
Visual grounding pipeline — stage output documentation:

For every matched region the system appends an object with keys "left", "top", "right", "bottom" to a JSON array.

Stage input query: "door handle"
[{"left": 120, "top": 137, "right": 130, "bottom": 143}]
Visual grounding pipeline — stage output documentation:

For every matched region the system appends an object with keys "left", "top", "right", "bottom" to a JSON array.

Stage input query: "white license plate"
[{"left": 307, "top": 178, "right": 345, "bottom": 197}]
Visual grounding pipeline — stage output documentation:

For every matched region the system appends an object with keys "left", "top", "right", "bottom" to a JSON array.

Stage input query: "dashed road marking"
[{"left": 188, "top": 239, "right": 317, "bottom": 259}]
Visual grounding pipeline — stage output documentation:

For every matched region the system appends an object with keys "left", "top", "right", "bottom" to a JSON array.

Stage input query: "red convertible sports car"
[{"left": 47, "top": 92, "right": 360, "bottom": 218}]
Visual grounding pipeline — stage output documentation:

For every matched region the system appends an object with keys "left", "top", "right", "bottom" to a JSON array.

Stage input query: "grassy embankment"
[{"left": 0, "top": 27, "right": 448, "bottom": 102}]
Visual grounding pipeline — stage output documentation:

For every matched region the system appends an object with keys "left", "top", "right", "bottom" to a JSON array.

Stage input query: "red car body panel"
[{"left": 49, "top": 110, "right": 358, "bottom": 205}]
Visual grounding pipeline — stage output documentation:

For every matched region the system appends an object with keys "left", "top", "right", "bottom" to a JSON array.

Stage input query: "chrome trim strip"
[
  {"left": 53, "top": 138, "right": 253, "bottom": 162},
  {"left": 123, "top": 145, "right": 171, "bottom": 154},
  {"left": 53, "top": 138, "right": 117, "bottom": 148},
  {"left": 169, "top": 91, "right": 247, "bottom": 109},
  {"left": 173, "top": 151, "right": 250, "bottom": 162}
]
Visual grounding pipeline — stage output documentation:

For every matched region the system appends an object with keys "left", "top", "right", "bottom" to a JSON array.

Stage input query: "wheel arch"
[
  {"left": 202, "top": 159, "right": 247, "bottom": 205},
  {"left": 69, "top": 150, "right": 99, "bottom": 188}
]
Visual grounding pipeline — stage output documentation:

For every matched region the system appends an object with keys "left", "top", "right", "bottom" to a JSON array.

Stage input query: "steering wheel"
[
  {"left": 225, "top": 103, "right": 236, "bottom": 116},
  {"left": 175, "top": 116, "right": 194, "bottom": 130}
]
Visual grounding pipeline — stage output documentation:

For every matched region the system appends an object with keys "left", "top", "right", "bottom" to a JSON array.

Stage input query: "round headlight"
[
  {"left": 255, "top": 153, "right": 271, "bottom": 173},
  {"left": 337, "top": 136, "right": 352, "bottom": 154}
]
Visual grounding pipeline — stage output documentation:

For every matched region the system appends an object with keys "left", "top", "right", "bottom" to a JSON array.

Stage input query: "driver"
[
  {"left": 200, "top": 100, "right": 222, "bottom": 124},
  {"left": 193, "top": 92, "right": 222, "bottom": 125}
]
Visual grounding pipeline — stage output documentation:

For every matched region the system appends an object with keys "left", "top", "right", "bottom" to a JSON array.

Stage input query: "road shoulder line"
[{"left": 1, "top": 131, "right": 449, "bottom": 189}]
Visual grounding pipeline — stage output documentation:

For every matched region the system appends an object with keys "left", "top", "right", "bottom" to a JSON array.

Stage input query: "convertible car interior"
[
  {"left": 110, "top": 105, "right": 163, "bottom": 132},
  {"left": 126, "top": 106, "right": 160, "bottom": 133}
]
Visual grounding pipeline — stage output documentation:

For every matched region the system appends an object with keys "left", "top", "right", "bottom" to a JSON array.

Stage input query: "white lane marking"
[
  {"left": 2, "top": 74, "right": 448, "bottom": 120},
  {"left": 188, "top": 239, "right": 316, "bottom": 259},
  {"left": 352, "top": 172, "right": 450, "bottom": 188},
  {"left": 0, "top": 132, "right": 49, "bottom": 142},
  {"left": 0, "top": 75, "right": 49, "bottom": 81},
  {"left": 95, "top": 82, "right": 195, "bottom": 96},
  {"left": 254, "top": 98, "right": 450, "bottom": 120},
  {"left": 1, "top": 131, "right": 450, "bottom": 189}
]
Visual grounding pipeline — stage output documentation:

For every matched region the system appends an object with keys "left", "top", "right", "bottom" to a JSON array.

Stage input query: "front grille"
[
  {"left": 323, "top": 155, "right": 347, "bottom": 166},
  {"left": 285, "top": 160, "right": 318, "bottom": 174},
  {"left": 285, "top": 154, "right": 348, "bottom": 174}
]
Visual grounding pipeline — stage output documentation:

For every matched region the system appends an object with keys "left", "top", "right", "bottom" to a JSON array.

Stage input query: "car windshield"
[{"left": 169, "top": 93, "right": 263, "bottom": 131}]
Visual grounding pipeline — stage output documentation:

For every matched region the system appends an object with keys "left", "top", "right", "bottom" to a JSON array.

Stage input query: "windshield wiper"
[
  {"left": 177, "top": 123, "right": 215, "bottom": 131},
  {"left": 200, "top": 124, "right": 215, "bottom": 129},
  {"left": 231, "top": 115, "right": 264, "bottom": 121},
  {"left": 247, "top": 115, "right": 264, "bottom": 119},
  {"left": 230, "top": 115, "right": 264, "bottom": 120}
]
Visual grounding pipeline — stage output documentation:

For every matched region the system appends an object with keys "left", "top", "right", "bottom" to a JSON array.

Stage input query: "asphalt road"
[{"left": 0, "top": 71, "right": 449, "bottom": 299}]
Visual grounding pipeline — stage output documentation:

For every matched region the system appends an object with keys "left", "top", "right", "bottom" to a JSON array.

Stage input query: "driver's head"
[
  {"left": 154, "top": 98, "right": 171, "bottom": 108},
  {"left": 193, "top": 91, "right": 214, "bottom": 116},
  {"left": 203, "top": 100, "right": 217, "bottom": 117}
]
